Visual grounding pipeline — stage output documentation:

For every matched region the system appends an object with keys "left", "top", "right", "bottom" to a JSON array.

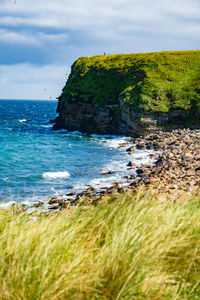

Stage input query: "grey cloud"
[
  {"left": 0, "top": 1, "right": 199, "bottom": 38},
  {"left": 0, "top": 0, "right": 200, "bottom": 99}
]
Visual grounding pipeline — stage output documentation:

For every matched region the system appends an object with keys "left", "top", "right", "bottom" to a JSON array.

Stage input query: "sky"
[{"left": 0, "top": 0, "right": 200, "bottom": 100}]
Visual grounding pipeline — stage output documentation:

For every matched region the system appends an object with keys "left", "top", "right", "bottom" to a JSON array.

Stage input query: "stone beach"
[
  {"left": 33, "top": 128, "right": 200, "bottom": 211},
  {"left": 130, "top": 129, "right": 200, "bottom": 191}
]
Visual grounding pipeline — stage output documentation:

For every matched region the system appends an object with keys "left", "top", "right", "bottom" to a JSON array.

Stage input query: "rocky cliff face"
[
  {"left": 53, "top": 99, "right": 119, "bottom": 134},
  {"left": 53, "top": 51, "right": 200, "bottom": 136},
  {"left": 53, "top": 97, "right": 195, "bottom": 136}
]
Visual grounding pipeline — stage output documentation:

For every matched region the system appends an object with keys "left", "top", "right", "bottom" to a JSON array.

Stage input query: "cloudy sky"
[{"left": 0, "top": 0, "right": 200, "bottom": 100}]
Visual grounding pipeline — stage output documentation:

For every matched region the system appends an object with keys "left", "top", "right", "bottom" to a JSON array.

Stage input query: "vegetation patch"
[
  {"left": 1, "top": 189, "right": 200, "bottom": 299},
  {"left": 61, "top": 50, "right": 200, "bottom": 113}
]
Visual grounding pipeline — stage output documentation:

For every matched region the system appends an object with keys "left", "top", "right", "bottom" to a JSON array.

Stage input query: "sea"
[{"left": 0, "top": 99, "right": 153, "bottom": 208}]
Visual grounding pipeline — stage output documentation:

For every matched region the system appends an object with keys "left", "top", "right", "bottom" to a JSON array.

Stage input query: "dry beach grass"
[{"left": 1, "top": 187, "right": 200, "bottom": 300}]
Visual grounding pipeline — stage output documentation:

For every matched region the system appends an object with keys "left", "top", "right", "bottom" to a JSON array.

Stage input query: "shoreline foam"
[
  {"left": 42, "top": 171, "right": 70, "bottom": 180},
  {"left": 2, "top": 129, "right": 199, "bottom": 213}
]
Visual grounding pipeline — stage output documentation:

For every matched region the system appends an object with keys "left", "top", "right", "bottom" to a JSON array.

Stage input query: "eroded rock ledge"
[
  {"left": 53, "top": 98, "right": 194, "bottom": 136},
  {"left": 53, "top": 51, "right": 200, "bottom": 136}
]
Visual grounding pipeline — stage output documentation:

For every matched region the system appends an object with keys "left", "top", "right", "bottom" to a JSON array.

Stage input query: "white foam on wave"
[
  {"left": 42, "top": 171, "right": 70, "bottom": 180},
  {"left": 88, "top": 147, "right": 156, "bottom": 190},
  {"left": 68, "top": 131, "right": 86, "bottom": 136},
  {"left": 19, "top": 119, "right": 27, "bottom": 123},
  {"left": 72, "top": 183, "right": 88, "bottom": 192},
  {"left": 103, "top": 137, "right": 131, "bottom": 149},
  {"left": 55, "top": 130, "right": 86, "bottom": 136},
  {"left": 41, "top": 124, "right": 52, "bottom": 128},
  {"left": 133, "top": 150, "right": 155, "bottom": 165},
  {"left": 0, "top": 200, "right": 16, "bottom": 209},
  {"left": 2, "top": 177, "right": 9, "bottom": 182},
  {"left": 90, "top": 134, "right": 124, "bottom": 139},
  {"left": 90, "top": 175, "right": 122, "bottom": 189},
  {"left": 70, "top": 130, "right": 83, "bottom": 135},
  {"left": 56, "top": 129, "right": 68, "bottom": 134}
]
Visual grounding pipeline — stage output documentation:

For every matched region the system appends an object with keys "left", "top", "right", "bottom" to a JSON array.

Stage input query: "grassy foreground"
[{"left": 1, "top": 189, "right": 200, "bottom": 299}]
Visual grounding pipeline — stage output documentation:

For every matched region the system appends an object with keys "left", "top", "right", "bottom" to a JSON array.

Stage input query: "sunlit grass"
[
  {"left": 1, "top": 189, "right": 200, "bottom": 299},
  {"left": 61, "top": 50, "right": 200, "bottom": 114}
]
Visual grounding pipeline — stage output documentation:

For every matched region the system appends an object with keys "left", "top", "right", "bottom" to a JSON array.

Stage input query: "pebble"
[
  {"left": 36, "top": 129, "right": 200, "bottom": 211},
  {"left": 132, "top": 129, "right": 200, "bottom": 192}
]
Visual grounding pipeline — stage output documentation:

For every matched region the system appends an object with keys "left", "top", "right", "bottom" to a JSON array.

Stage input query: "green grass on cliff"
[
  {"left": 1, "top": 190, "right": 200, "bottom": 299},
  {"left": 61, "top": 50, "right": 200, "bottom": 113}
]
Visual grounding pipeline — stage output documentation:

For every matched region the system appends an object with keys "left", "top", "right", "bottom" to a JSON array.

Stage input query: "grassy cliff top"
[{"left": 61, "top": 50, "right": 200, "bottom": 112}]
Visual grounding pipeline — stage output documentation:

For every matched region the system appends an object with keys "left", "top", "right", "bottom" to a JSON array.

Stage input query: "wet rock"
[
  {"left": 49, "top": 118, "right": 56, "bottom": 123},
  {"left": 126, "top": 147, "right": 135, "bottom": 152},
  {"left": 100, "top": 171, "right": 116, "bottom": 175},
  {"left": 48, "top": 197, "right": 59, "bottom": 205},
  {"left": 136, "top": 168, "right": 144, "bottom": 175},
  {"left": 32, "top": 201, "right": 44, "bottom": 208},
  {"left": 127, "top": 161, "right": 136, "bottom": 167},
  {"left": 132, "top": 129, "right": 200, "bottom": 191},
  {"left": 59, "top": 201, "right": 70, "bottom": 209},
  {"left": 136, "top": 143, "right": 146, "bottom": 150},
  {"left": 146, "top": 144, "right": 154, "bottom": 150},
  {"left": 66, "top": 192, "right": 76, "bottom": 197},
  {"left": 112, "top": 183, "right": 121, "bottom": 189},
  {"left": 142, "top": 164, "right": 151, "bottom": 169},
  {"left": 48, "top": 204, "right": 60, "bottom": 210},
  {"left": 149, "top": 154, "right": 159, "bottom": 159}
]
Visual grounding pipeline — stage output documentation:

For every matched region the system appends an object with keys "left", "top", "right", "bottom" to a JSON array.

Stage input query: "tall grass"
[{"left": 1, "top": 189, "right": 200, "bottom": 299}]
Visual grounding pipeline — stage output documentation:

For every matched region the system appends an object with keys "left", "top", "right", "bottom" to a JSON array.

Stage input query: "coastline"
[{"left": 29, "top": 128, "right": 200, "bottom": 212}]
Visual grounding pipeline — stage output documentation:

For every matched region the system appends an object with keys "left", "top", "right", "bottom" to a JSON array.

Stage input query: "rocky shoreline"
[
  {"left": 130, "top": 129, "right": 200, "bottom": 192},
  {"left": 31, "top": 128, "right": 200, "bottom": 212}
]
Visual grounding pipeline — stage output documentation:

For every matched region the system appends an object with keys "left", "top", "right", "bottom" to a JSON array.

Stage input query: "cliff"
[{"left": 53, "top": 50, "right": 200, "bottom": 136}]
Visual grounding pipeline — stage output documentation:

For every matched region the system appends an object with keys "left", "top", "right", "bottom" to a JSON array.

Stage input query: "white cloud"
[
  {"left": 1, "top": 0, "right": 200, "bottom": 38},
  {"left": 0, "top": 29, "right": 39, "bottom": 45},
  {"left": 0, "top": 28, "right": 68, "bottom": 46},
  {"left": 0, "top": 0, "right": 200, "bottom": 99},
  {"left": 0, "top": 64, "right": 70, "bottom": 99},
  {"left": 1, "top": 0, "right": 200, "bottom": 48}
]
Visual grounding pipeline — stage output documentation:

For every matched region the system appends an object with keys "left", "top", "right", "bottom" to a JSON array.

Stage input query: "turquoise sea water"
[{"left": 0, "top": 100, "right": 152, "bottom": 207}]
